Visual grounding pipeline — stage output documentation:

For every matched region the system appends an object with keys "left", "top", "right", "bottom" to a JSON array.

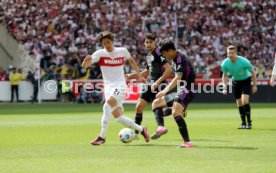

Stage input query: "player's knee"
[
  {"left": 107, "top": 97, "right": 116, "bottom": 107},
  {"left": 172, "top": 104, "right": 185, "bottom": 117},
  {"left": 242, "top": 101, "right": 249, "bottom": 105},
  {"left": 172, "top": 110, "right": 183, "bottom": 117},
  {"left": 112, "top": 108, "right": 122, "bottom": 118},
  {"left": 242, "top": 98, "right": 249, "bottom": 105},
  {"left": 152, "top": 99, "right": 159, "bottom": 110}
]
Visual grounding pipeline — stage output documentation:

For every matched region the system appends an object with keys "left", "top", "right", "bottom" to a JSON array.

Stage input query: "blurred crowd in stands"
[{"left": 0, "top": 0, "right": 275, "bottom": 83}]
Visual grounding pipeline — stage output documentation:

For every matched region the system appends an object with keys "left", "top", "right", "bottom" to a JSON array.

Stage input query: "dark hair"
[
  {"left": 227, "top": 45, "right": 237, "bottom": 52},
  {"left": 98, "top": 31, "right": 114, "bottom": 42},
  {"left": 158, "top": 38, "right": 176, "bottom": 52},
  {"left": 144, "top": 33, "right": 156, "bottom": 41}
]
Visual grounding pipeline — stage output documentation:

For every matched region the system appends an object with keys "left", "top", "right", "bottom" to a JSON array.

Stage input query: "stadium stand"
[{"left": 0, "top": 0, "right": 275, "bottom": 82}]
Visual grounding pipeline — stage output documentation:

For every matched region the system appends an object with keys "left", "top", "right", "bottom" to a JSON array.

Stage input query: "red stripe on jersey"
[{"left": 98, "top": 57, "right": 125, "bottom": 67}]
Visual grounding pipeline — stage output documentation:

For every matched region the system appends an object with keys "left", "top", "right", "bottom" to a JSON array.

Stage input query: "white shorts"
[{"left": 104, "top": 86, "right": 127, "bottom": 109}]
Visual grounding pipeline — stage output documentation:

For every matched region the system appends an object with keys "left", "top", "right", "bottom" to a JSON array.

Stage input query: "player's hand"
[
  {"left": 125, "top": 74, "right": 131, "bottom": 80},
  {"left": 151, "top": 82, "right": 159, "bottom": 92},
  {"left": 82, "top": 55, "right": 92, "bottom": 68},
  {"left": 252, "top": 85, "right": 257, "bottom": 93},
  {"left": 156, "top": 90, "right": 166, "bottom": 99},
  {"left": 138, "top": 74, "right": 146, "bottom": 83},
  {"left": 270, "top": 78, "right": 275, "bottom": 87}
]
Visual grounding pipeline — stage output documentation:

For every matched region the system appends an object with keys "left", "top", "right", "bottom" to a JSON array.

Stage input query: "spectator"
[
  {"left": 0, "top": 68, "right": 8, "bottom": 81},
  {"left": 32, "top": 68, "right": 45, "bottom": 103},
  {"left": 0, "top": 0, "right": 275, "bottom": 79},
  {"left": 9, "top": 68, "right": 25, "bottom": 102}
]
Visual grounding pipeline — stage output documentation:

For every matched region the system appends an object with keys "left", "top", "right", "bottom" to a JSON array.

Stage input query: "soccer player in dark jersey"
[
  {"left": 125, "top": 33, "right": 173, "bottom": 139},
  {"left": 221, "top": 45, "right": 257, "bottom": 129},
  {"left": 153, "top": 38, "right": 196, "bottom": 148}
]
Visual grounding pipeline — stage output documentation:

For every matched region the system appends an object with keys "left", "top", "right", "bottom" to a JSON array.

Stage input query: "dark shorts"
[
  {"left": 140, "top": 83, "right": 177, "bottom": 104},
  {"left": 164, "top": 88, "right": 194, "bottom": 108},
  {"left": 232, "top": 77, "right": 251, "bottom": 99},
  {"left": 140, "top": 83, "right": 164, "bottom": 102}
]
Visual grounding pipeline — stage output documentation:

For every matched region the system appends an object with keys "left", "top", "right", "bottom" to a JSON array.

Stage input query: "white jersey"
[
  {"left": 91, "top": 47, "right": 131, "bottom": 93},
  {"left": 272, "top": 53, "right": 276, "bottom": 76}
]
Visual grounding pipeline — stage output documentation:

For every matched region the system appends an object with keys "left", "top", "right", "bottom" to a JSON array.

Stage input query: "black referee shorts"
[{"left": 232, "top": 77, "right": 251, "bottom": 99}]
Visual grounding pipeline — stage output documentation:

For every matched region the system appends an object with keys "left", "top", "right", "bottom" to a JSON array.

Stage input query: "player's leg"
[
  {"left": 172, "top": 102, "right": 192, "bottom": 148},
  {"left": 236, "top": 98, "right": 247, "bottom": 129},
  {"left": 90, "top": 100, "right": 113, "bottom": 145},
  {"left": 233, "top": 81, "right": 247, "bottom": 129},
  {"left": 241, "top": 79, "right": 252, "bottom": 129},
  {"left": 91, "top": 88, "right": 121, "bottom": 145},
  {"left": 152, "top": 98, "right": 167, "bottom": 126},
  {"left": 133, "top": 98, "right": 148, "bottom": 138},
  {"left": 108, "top": 89, "right": 149, "bottom": 142},
  {"left": 173, "top": 91, "right": 194, "bottom": 148},
  {"left": 150, "top": 97, "right": 169, "bottom": 139},
  {"left": 162, "top": 91, "right": 177, "bottom": 117},
  {"left": 241, "top": 94, "right": 252, "bottom": 129},
  {"left": 163, "top": 107, "right": 172, "bottom": 116},
  {"left": 135, "top": 98, "right": 148, "bottom": 124}
]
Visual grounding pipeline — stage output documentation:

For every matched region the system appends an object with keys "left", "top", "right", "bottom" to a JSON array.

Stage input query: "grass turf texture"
[{"left": 0, "top": 103, "right": 276, "bottom": 173}]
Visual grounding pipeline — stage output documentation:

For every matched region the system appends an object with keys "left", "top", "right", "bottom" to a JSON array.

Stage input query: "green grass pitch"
[{"left": 0, "top": 103, "right": 276, "bottom": 173}]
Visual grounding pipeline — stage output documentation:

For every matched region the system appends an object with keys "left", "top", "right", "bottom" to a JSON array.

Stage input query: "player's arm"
[
  {"left": 251, "top": 70, "right": 257, "bottom": 93},
  {"left": 222, "top": 72, "right": 228, "bottom": 95},
  {"left": 270, "top": 63, "right": 276, "bottom": 87},
  {"left": 156, "top": 73, "right": 182, "bottom": 99},
  {"left": 81, "top": 55, "right": 93, "bottom": 69},
  {"left": 126, "top": 69, "right": 149, "bottom": 79},
  {"left": 141, "top": 69, "right": 149, "bottom": 79},
  {"left": 152, "top": 63, "right": 172, "bottom": 91},
  {"left": 244, "top": 59, "right": 257, "bottom": 93},
  {"left": 128, "top": 56, "right": 146, "bottom": 82}
]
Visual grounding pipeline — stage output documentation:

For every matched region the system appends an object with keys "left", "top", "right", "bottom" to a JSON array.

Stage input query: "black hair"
[
  {"left": 158, "top": 38, "right": 176, "bottom": 52},
  {"left": 144, "top": 33, "right": 156, "bottom": 41}
]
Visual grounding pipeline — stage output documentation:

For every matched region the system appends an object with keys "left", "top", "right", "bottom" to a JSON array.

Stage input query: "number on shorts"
[{"left": 113, "top": 89, "right": 120, "bottom": 95}]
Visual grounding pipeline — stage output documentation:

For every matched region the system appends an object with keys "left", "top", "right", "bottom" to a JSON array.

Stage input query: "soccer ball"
[{"left": 118, "top": 128, "right": 134, "bottom": 143}]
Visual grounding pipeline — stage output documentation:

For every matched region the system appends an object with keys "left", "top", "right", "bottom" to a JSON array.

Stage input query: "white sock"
[
  {"left": 99, "top": 103, "right": 112, "bottom": 138},
  {"left": 116, "top": 115, "right": 143, "bottom": 132}
]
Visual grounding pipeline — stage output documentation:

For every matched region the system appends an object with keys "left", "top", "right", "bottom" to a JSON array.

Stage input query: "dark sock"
[
  {"left": 174, "top": 115, "right": 190, "bottom": 142},
  {"left": 135, "top": 113, "right": 143, "bottom": 125},
  {"left": 153, "top": 108, "right": 164, "bottom": 126},
  {"left": 244, "top": 104, "right": 251, "bottom": 125},
  {"left": 163, "top": 107, "right": 172, "bottom": 117},
  {"left": 238, "top": 106, "right": 246, "bottom": 125},
  {"left": 134, "top": 113, "right": 143, "bottom": 134}
]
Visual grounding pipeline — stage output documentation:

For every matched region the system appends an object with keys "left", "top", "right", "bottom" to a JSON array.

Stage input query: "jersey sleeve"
[
  {"left": 221, "top": 61, "right": 228, "bottom": 73},
  {"left": 272, "top": 64, "right": 276, "bottom": 76},
  {"left": 243, "top": 58, "right": 253, "bottom": 72},
  {"left": 160, "top": 56, "right": 168, "bottom": 66},
  {"left": 91, "top": 50, "right": 101, "bottom": 63},
  {"left": 121, "top": 48, "right": 132, "bottom": 60},
  {"left": 272, "top": 57, "right": 276, "bottom": 76}
]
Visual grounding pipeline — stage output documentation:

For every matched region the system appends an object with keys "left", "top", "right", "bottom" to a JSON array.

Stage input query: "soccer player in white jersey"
[
  {"left": 270, "top": 53, "right": 276, "bottom": 87},
  {"left": 82, "top": 31, "right": 150, "bottom": 145}
]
